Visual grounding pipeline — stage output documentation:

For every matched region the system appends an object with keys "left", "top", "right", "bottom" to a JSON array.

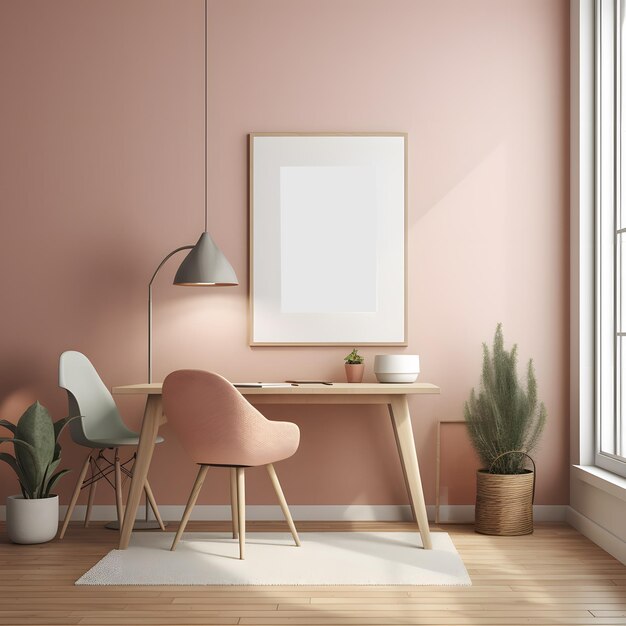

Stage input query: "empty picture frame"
[{"left": 249, "top": 132, "right": 407, "bottom": 346}]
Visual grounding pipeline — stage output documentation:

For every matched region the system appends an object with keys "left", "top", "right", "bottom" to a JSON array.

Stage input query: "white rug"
[{"left": 76, "top": 532, "right": 471, "bottom": 586}]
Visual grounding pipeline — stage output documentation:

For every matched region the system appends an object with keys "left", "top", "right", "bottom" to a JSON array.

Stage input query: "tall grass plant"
[{"left": 464, "top": 324, "right": 546, "bottom": 474}]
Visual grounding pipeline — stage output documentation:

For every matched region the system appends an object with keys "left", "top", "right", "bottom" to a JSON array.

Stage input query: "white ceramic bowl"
[{"left": 374, "top": 355, "right": 420, "bottom": 383}]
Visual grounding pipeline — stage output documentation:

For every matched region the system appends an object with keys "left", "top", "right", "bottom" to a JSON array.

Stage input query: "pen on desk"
[
  {"left": 285, "top": 380, "right": 333, "bottom": 385},
  {"left": 254, "top": 382, "right": 299, "bottom": 386}
]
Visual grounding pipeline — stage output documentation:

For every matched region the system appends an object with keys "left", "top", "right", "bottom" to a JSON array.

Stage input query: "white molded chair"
[{"left": 58, "top": 350, "right": 165, "bottom": 538}]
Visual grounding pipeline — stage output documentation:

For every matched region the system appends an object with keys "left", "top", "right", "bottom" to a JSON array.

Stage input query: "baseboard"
[
  {"left": 0, "top": 503, "right": 567, "bottom": 523},
  {"left": 566, "top": 506, "right": 626, "bottom": 565},
  {"left": 434, "top": 504, "right": 566, "bottom": 523}
]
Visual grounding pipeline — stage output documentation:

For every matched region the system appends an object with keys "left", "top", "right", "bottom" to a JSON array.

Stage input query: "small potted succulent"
[
  {"left": 0, "top": 401, "right": 75, "bottom": 544},
  {"left": 344, "top": 348, "right": 365, "bottom": 383}
]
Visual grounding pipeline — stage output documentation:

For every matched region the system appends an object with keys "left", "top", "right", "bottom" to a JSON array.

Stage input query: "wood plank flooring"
[{"left": 0, "top": 521, "right": 625, "bottom": 625}]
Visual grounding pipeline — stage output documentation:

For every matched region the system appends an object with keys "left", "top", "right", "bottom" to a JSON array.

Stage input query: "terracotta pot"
[{"left": 345, "top": 363, "right": 365, "bottom": 383}]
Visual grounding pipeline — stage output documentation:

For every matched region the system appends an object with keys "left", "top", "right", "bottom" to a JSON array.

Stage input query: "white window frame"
[{"left": 595, "top": 0, "right": 626, "bottom": 476}]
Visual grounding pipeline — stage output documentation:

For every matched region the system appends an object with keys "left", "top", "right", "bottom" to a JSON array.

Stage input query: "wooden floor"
[{"left": 1, "top": 521, "right": 625, "bottom": 626}]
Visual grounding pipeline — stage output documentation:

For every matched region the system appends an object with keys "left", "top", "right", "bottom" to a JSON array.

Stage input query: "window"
[{"left": 596, "top": 0, "right": 626, "bottom": 475}]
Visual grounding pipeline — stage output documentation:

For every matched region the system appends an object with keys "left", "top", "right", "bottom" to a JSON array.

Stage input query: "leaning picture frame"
[{"left": 249, "top": 132, "right": 407, "bottom": 346}]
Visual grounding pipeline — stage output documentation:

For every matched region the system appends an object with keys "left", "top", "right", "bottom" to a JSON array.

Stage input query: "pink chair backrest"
[{"left": 162, "top": 369, "right": 277, "bottom": 466}]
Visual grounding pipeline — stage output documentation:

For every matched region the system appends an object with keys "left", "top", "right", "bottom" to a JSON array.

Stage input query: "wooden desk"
[{"left": 112, "top": 382, "right": 440, "bottom": 550}]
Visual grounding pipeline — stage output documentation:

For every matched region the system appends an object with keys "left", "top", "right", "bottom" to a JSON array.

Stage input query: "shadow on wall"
[{"left": 0, "top": 358, "right": 45, "bottom": 421}]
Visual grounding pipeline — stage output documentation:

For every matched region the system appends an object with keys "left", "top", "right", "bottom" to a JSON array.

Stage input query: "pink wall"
[{"left": 0, "top": 0, "right": 569, "bottom": 508}]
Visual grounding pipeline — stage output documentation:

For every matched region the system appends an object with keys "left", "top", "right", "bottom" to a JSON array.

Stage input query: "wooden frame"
[
  {"left": 248, "top": 132, "right": 408, "bottom": 346},
  {"left": 435, "top": 419, "right": 473, "bottom": 524}
]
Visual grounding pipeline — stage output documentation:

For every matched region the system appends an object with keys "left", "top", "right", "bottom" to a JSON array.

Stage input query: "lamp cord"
[{"left": 204, "top": 0, "right": 208, "bottom": 233}]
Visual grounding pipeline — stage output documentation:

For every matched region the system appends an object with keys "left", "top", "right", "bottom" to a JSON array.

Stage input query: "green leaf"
[
  {"left": 0, "top": 437, "right": 39, "bottom": 498},
  {"left": 15, "top": 402, "right": 55, "bottom": 497},
  {"left": 53, "top": 415, "right": 77, "bottom": 443},
  {"left": 0, "top": 452, "right": 29, "bottom": 493},
  {"left": 40, "top": 456, "right": 61, "bottom": 499},
  {"left": 343, "top": 348, "right": 363, "bottom": 364},
  {"left": 52, "top": 443, "right": 61, "bottom": 463},
  {"left": 0, "top": 437, "right": 37, "bottom": 456},
  {"left": 0, "top": 420, "right": 17, "bottom": 435},
  {"left": 43, "top": 468, "right": 71, "bottom": 497}
]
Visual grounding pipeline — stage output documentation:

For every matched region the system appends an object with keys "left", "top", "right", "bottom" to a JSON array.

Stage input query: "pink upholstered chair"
[{"left": 162, "top": 369, "right": 301, "bottom": 559}]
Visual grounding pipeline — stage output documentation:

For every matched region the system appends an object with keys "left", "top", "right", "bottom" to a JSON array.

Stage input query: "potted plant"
[
  {"left": 0, "top": 401, "right": 75, "bottom": 544},
  {"left": 464, "top": 324, "right": 546, "bottom": 536},
  {"left": 344, "top": 348, "right": 365, "bottom": 383}
]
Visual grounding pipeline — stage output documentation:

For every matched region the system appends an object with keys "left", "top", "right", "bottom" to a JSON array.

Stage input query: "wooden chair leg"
[
  {"left": 144, "top": 479, "right": 165, "bottom": 530},
  {"left": 114, "top": 449, "right": 125, "bottom": 530},
  {"left": 84, "top": 457, "right": 98, "bottom": 528},
  {"left": 266, "top": 463, "right": 301, "bottom": 547},
  {"left": 170, "top": 465, "right": 209, "bottom": 551},
  {"left": 230, "top": 468, "right": 239, "bottom": 539},
  {"left": 59, "top": 450, "right": 92, "bottom": 539},
  {"left": 236, "top": 467, "right": 246, "bottom": 560}
]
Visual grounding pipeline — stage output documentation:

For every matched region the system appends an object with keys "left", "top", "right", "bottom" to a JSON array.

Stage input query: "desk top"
[{"left": 113, "top": 382, "right": 440, "bottom": 396}]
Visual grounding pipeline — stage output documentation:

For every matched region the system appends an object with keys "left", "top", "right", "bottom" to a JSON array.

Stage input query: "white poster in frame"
[{"left": 249, "top": 132, "right": 407, "bottom": 346}]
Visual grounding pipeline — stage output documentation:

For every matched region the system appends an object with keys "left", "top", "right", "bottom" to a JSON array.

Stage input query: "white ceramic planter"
[
  {"left": 6, "top": 495, "right": 59, "bottom": 544},
  {"left": 374, "top": 354, "right": 420, "bottom": 383}
]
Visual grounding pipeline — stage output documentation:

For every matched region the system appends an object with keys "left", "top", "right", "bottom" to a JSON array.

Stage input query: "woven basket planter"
[{"left": 475, "top": 469, "right": 535, "bottom": 536}]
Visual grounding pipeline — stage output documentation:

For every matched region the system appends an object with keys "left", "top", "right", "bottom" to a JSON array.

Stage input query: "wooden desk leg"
[
  {"left": 389, "top": 396, "right": 432, "bottom": 550},
  {"left": 118, "top": 395, "right": 164, "bottom": 550},
  {"left": 389, "top": 406, "right": 417, "bottom": 523}
]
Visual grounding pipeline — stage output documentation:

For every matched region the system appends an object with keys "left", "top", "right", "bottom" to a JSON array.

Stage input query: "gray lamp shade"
[{"left": 173, "top": 232, "right": 238, "bottom": 286}]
